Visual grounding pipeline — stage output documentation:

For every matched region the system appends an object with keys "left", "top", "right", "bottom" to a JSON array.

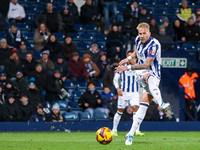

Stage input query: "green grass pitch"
[{"left": 0, "top": 131, "right": 199, "bottom": 150}]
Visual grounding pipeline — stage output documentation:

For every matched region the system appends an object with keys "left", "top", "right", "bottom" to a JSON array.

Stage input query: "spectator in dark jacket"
[
  {"left": 29, "top": 103, "right": 46, "bottom": 122},
  {"left": 34, "top": 2, "right": 64, "bottom": 33},
  {"left": 22, "top": 52, "right": 37, "bottom": 77},
  {"left": 0, "top": 71, "right": 7, "bottom": 88},
  {"left": 4, "top": 93, "right": 21, "bottom": 121},
  {"left": 97, "top": 52, "right": 110, "bottom": 78},
  {"left": 121, "top": 1, "right": 139, "bottom": 50},
  {"left": 17, "top": 42, "right": 33, "bottom": 60},
  {"left": 6, "top": 22, "right": 24, "bottom": 48},
  {"left": 108, "top": 96, "right": 118, "bottom": 118},
  {"left": 47, "top": 103, "right": 65, "bottom": 122},
  {"left": 149, "top": 17, "right": 159, "bottom": 38},
  {"left": 66, "top": 0, "right": 79, "bottom": 24},
  {"left": 4, "top": 49, "right": 23, "bottom": 79},
  {"left": 19, "top": 94, "right": 35, "bottom": 122},
  {"left": 4, "top": 80, "right": 20, "bottom": 100},
  {"left": 120, "top": 106, "right": 133, "bottom": 121},
  {"left": 68, "top": 52, "right": 87, "bottom": 84},
  {"left": 81, "top": 0, "right": 105, "bottom": 34},
  {"left": 162, "top": 17, "right": 174, "bottom": 39},
  {"left": 0, "top": 0, "right": 10, "bottom": 20},
  {"left": 62, "top": 34, "right": 78, "bottom": 61},
  {"left": 54, "top": 53, "right": 70, "bottom": 82},
  {"left": 0, "top": 100, "right": 6, "bottom": 121},
  {"left": 78, "top": 81, "right": 104, "bottom": 118},
  {"left": 173, "top": 19, "right": 185, "bottom": 41},
  {"left": 44, "top": 34, "right": 62, "bottom": 62},
  {"left": 28, "top": 63, "right": 48, "bottom": 91},
  {"left": 0, "top": 83, "right": 5, "bottom": 104},
  {"left": 85, "top": 43, "right": 101, "bottom": 64},
  {"left": 0, "top": 38, "right": 12, "bottom": 70},
  {"left": 101, "top": 86, "right": 114, "bottom": 108},
  {"left": 138, "top": 6, "right": 150, "bottom": 23}
]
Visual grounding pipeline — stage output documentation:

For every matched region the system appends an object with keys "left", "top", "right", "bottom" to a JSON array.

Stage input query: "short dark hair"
[
  {"left": 126, "top": 50, "right": 134, "bottom": 56},
  {"left": 87, "top": 81, "right": 96, "bottom": 87},
  {"left": 103, "top": 85, "right": 110, "bottom": 89},
  {"left": 26, "top": 52, "right": 33, "bottom": 56},
  {"left": 20, "top": 94, "right": 28, "bottom": 98}
]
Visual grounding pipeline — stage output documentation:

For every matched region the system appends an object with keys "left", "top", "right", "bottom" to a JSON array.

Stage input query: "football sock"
[
  {"left": 133, "top": 112, "right": 140, "bottom": 133},
  {"left": 147, "top": 75, "right": 162, "bottom": 106},
  {"left": 129, "top": 102, "right": 149, "bottom": 136},
  {"left": 112, "top": 111, "right": 123, "bottom": 131}
]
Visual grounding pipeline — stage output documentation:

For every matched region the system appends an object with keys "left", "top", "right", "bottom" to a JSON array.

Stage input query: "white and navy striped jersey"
[
  {"left": 135, "top": 35, "right": 161, "bottom": 79},
  {"left": 115, "top": 63, "right": 139, "bottom": 92}
]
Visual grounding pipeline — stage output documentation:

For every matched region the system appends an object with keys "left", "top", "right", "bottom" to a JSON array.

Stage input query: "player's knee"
[
  {"left": 143, "top": 73, "right": 151, "bottom": 84},
  {"left": 132, "top": 105, "right": 139, "bottom": 112},
  {"left": 117, "top": 108, "right": 124, "bottom": 113}
]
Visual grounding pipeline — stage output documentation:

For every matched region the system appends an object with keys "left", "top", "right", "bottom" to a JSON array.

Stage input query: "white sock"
[
  {"left": 129, "top": 102, "right": 149, "bottom": 136},
  {"left": 132, "top": 112, "right": 140, "bottom": 133},
  {"left": 112, "top": 111, "right": 123, "bottom": 131},
  {"left": 147, "top": 75, "right": 162, "bottom": 106}
]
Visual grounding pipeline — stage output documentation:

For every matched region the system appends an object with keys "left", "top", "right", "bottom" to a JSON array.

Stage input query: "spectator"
[
  {"left": 28, "top": 63, "right": 48, "bottom": 91},
  {"left": 7, "top": 0, "right": 26, "bottom": 23},
  {"left": 0, "top": 38, "right": 12, "bottom": 70},
  {"left": 44, "top": 34, "right": 62, "bottom": 62},
  {"left": 22, "top": 52, "right": 37, "bottom": 77},
  {"left": 39, "top": 50, "right": 55, "bottom": 75},
  {"left": 4, "top": 93, "right": 21, "bottom": 122},
  {"left": 0, "top": 71, "right": 7, "bottom": 88},
  {"left": 17, "top": 42, "right": 33, "bottom": 60},
  {"left": 108, "top": 96, "right": 118, "bottom": 119},
  {"left": 149, "top": 17, "right": 159, "bottom": 37},
  {"left": 103, "top": 0, "right": 117, "bottom": 33},
  {"left": 82, "top": 53, "right": 100, "bottom": 82},
  {"left": 4, "top": 49, "right": 23, "bottom": 79},
  {"left": 61, "top": 4, "right": 76, "bottom": 34},
  {"left": 34, "top": 2, "right": 64, "bottom": 33},
  {"left": 97, "top": 52, "right": 110, "bottom": 78},
  {"left": 106, "top": 23, "right": 124, "bottom": 63},
  {"left": 179, "top": 68, "right": 199, "bottom": 121},
  {"left": 0, "top": 0, "right": 10, "bottom": 20},
  {"left": 144, "top": 101, "right": 158, "bottom": 121},
  {"left": 34, "top": 23, "right": 51, "bottom": 51},
  {"left": 101, "top": 85, "right": 114, "bottom": 109},
  {"left": 121, "top": 1, "right": 139, "bottom": 50},
  {"left": 12, "top": 71, "right": 29, "bottom": 93},
  {"left": 0, "top": 83, "right": 5, "bottom": 104},
  {"left": 85, "top": 43, "right": 101, "bottom": 64},
  {"left": 81, "top": 0, "right": 105, "bottom": 34},
  {"left": 66, "top": 0, "right": 79, "bottom": 24},
  {"left": 19, "top": 94, "right": 35, "bottom": 122},
  {"left": 173, "top": 19, "right": 185, "bottom": 41},
  {"left": 154, "top": 25, "right": 173, "bottom": 50},
  {"left": 25, "top": 78, "right": 46, "bottom": 109},
  {"left": 4, "top": 80, "right": 20, "bottom": 100},
  {"left": 54, "top": 53, "right": 70, "bottom": 82},
  {"left": 47, "top": 103, "right": 65, "bottom": 122},
  {"left": 194, "top": 8, "right": 200, "bottom": 26},
  {"left": 62, "top": 34, "right": 78, "bottom": 61},
  {"left": 0, "top": 91, "right": 6, "bottom": 121},
  {"left": 184, "top": 17, "right": 200, "bottom": 41},
  {"left": 176, "top": 0, "right": 195, "bottom": 26},
  {"left": 29, "top": 103, "right": 46, "bottom": 122},
  {"left": 138, "top": 6, "right": 150, "bottom": 23},
  {"left": 6, "top": 23, "right": 24, "bottom": 48},
  {"left": 78, "top": 81, "right": 104, "bottom": 118},
  {"left": 162, "top": 17, "right": 174, "bottom": 39},
  {"left": 45, "top": 70, "right": 68, "bottom": 103},
  {"left": 68, "top": 52, "right": 87, "bottom": 84},
  {"left": 120, "top": 106, "right": 133, "bottom": 121}
]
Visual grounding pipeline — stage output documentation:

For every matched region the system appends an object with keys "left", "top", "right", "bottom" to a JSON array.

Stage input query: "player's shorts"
[
  {"left": 117, "top": 92, "right": 139, "bottom": 109},
  {"left": 135, "top": 70, "right": 160, "bottom": 95}
]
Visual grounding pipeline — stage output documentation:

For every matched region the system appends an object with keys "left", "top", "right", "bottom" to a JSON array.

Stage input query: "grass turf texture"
[{"left": 0, "top": 132, "right": 199, "bottom": 150}]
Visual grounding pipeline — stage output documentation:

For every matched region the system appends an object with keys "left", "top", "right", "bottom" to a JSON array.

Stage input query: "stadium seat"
[
  {"left": 182, "top": 44, "right": 197, "bottom": 57},
  {"left": 157, "top": 0, "right": 170, "bottom": 7},
  {"left": 116, "top": 14, "right": 124, "bottom": 24},
  {"left": 85, "top": 24, "right": 98, "bottom": 33},
  {"left": 18, "top": 0, "right": 29, "bottom": 5},
  {"left": 78, "top": 51, "right": 85, "bottom": 58},
  {"left": 80, "top": 112, "right": 94, "bottom": 122},
  {"left": 118, "top": 0, "right": 130, "bottom": 7},
  {"left": 70, "top": 33, "right": 82, "bottom": 41},
  {"left": 155, "top": 8, "right": 168, "bottom": 16},
  {"left": 0, "top": 32, "right": 6, "bottom": 38},
  {"left": 76, "top": 81, "right": 87, "bottom": 89},
  {"left": 26, "top": 13, "right": 38, "bottom": 22},
  {"left": 98, "top": 42, "right": 106, "bottom": 51},
  {"left": 146, "top": 7, "right": 155, "bottom": 15},
  {"left": 155, "top": 16, "right": 166, "bottom": 25},
  {"left": 34, "top": 50, "right": 42, "bottom": 60},
  {"left": 24, "top": 32, "right": 35, "bottom": 40},
  {"left": 187, "top": 1, "right": 196, "bottom": 8},
  {"left": 57, "top": 0, "right": 67, "bottom": 6},
  {"left": 137, "top": 0, "right": 143, "bottom": 6},
  {"left": 24, "top": 5, "right": 40, "bottom": 14},
  {"left": 94, "top": 112, "right": 109, "bottom": 122},
  {"left": 117, "top": 7, "right": 125, "bottom": 14},
  {"left": 71, "top": 91, "right": 84, "bottom": 100},
  {"left": 63, "top": 112, "right": 79, "bottom": 121},
  {"left": 95, "top": 34, "right": 107, "bottom": 41},
  {"left": 167, "top": 8, "right": 178, "bottom": 16},
  {"left": 77, "top": 42, "right": 90, "bottom": 51},
  {"left": 196, "top": 44, "right": 200, "bottom": 51},
  {"left": 81, "top": 33, "right": 95, "bottom": 42},
  {"left": 43, "top": 0, "right": 57, "bottom": 5},
  {"left": 16, "top": 23, "right": 30, "bottom": 31},
  {"left": 52, "top": 100, "right": 68, "bottom": 110},
  {"left": 68, "top": 100, "right": 83, "bottom": 111},
  {"left": 46, "top": 101, "right": 52, "bottom": 109},
  {"left": 64, "top": 80, "right": 75, "bottom": 89},
  {"left": 74, "top": 24, "right": 86, "bottom": 33},
  {"left": 95, "top": 81, "right": 103, "bottom": 90},
  {"left": 168, "top": 16, "right": 177, "bottom": 24},
  {"left": 29, "top": 0, "right": 44, "bottom": 5},
  {"left": 145, "top": 0, "right": 156, "bottom": 7},
  {"left": 54, "top": 5, "right": 63, "bottom": 12},
  {"left": 170, "top": 1, "right": 181, "bottom": 8},
  {"left": 54, "top": 32, "right": 65, "bottom": 40}
]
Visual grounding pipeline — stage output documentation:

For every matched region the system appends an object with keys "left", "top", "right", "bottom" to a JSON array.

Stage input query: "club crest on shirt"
[{"left": 149, "top": 45, "right": 156, "bottom": 55}]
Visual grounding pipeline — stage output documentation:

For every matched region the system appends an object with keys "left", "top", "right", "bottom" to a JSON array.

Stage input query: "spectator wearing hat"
[
  {"left": 7, "top": 0, "right": 26, "bottom": 23},
  {"left": 4, "top": 80, "right": 20, "bottom": 101},
  {"left": 44, "top": 34, "right": 62, "bottom": 62},
  {"left": 66, "top": 0, "right": 79, "bottom": 24},
  {"left": 121, "top": 1, "right": 139, "bottom": 50},
  {"left": 0, "top": 38, "right": 12, "bottom": 70},
  {"left": 4, "top": 49, "right": 23, "bottom": 79},
  {"left": 0, "top": 71, "right": 8, "bottom": 88},
  {"left": 149, "top": 17, "right": 159, "bottom": 38},
  {"left": 45, "top": 70, "right": 68, "bottom": 103},
  {"left": 19, "top": 94, "right": 35, "bottom": 122},
  {"left": 4, "top": 93, "right": 21, "bottom": 121},
  {"left": 173, "top": 19, "right": 185, "bottom": 41},
  {"left": 39, "top": 50, "right": 55, "bottom": 74},
  {"left": 85, "top": 43, "right": 101, "bottom": 64},
  {"left": 194, "top": 8, "right": 200, "bottom": 26},
  {"left": 28, "top": 63, "right": 48, "bottom": 91},
  {"left": 68, "top": 52, "right": 87, "bottom": 84},
  {"left": 154, "top": 25, "right": 173, "bottom": 50},
  {"left": 12, "top": 71, "right": 29, "bottom": 93},
  {"left": 81, "top": 0, "right": 105, "bottom": 34},
  {"left": 106, "top": 23, "right": 124, "bottom": 63},
  {"left": 25, "top": 77, "right": 46, "bottom": 109},
  {"left": 29, "top": 103, "right": 46, "bottom": 122},
  {"left": 47, "top": 103, "right": 65, "bottom": 122},
  {"left": 6, "top": 23, "right": 24, "bottom": 48},
  {"left": 34, "top": 2, "right": 64, "bottom": 33},
  {"left": 62, "top": 34, "right": 78, "bottom": 61},
  {"left": 82, "top": 53, "right": 100, "bottom": 82},
  {"left": 97, "top": 52, "right": 110, "bottom": 78},
  {"left": 61, "top": 4, "right": 76, "bottom": 34},
  {"left": 22, "top": 52, "right": 37, "bottom": 77},
  {"left": 34, "top": 23, "right": 51, "bottom": 51},
  {"left": 17, "top": 42, "right": 33, "bottom": 60},
  {"left": 54, "top": 53, "right": 70, "bottom": 82},
  {"left": 162, "top": 17, "right": 174, "bottom": 39},
  {"left": 138, "top": 6, "right": 150, "bottom": 23}
]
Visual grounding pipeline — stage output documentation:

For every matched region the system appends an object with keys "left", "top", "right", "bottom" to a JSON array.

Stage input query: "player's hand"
[
  {"left": 119, "top": 58, "right": 129, "bottom": 66},
  {"left": 97, "top": 99, "right": 101, "bottom": 104},
  {"left": 84, "top": 103, "right": 89, "bottom": 107},
  {"left": 117, "top": 88, "right": 123, "bottom": 96},
  {"left": 115, "top": 66, "right": 128, "bottom": 74}
]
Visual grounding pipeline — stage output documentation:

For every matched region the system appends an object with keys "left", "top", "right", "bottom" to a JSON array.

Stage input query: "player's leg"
[{"left": 112, "top": 108, "right": 124, "bottom": 136}]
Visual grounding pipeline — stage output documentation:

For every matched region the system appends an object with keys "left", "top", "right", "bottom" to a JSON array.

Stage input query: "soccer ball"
[{"left": 96, "top": 127, "right": 113, "bottom": 145}]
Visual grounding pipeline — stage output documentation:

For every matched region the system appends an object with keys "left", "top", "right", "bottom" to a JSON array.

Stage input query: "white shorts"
[{"left": 118, "top": 92, "right": 139, "bottom": 109}]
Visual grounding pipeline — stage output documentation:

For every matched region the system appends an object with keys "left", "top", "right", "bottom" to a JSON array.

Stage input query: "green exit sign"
[{"left": 161, "top": 58, "right": 187, "bottom": 68}]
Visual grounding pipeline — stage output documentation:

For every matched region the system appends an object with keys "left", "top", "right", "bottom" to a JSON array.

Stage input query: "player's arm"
[
  {"left": 113, "top": 73, "right": 123, "bottom": 96},
  {"left": 119, "top": 51, "right": 137, "bottom": 66}
]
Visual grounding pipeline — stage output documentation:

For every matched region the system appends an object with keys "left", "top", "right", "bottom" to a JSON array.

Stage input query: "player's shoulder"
[
  {"left": 135, "top": 36, "right": 140, "bottom": 43},
  {"left": 149, "top": 37, "right": 161, "bottom": 48}
]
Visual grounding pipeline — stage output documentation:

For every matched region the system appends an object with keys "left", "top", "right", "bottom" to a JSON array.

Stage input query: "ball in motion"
[{"left": 96, "top": 127, "right": 113, "bottom": 145}]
